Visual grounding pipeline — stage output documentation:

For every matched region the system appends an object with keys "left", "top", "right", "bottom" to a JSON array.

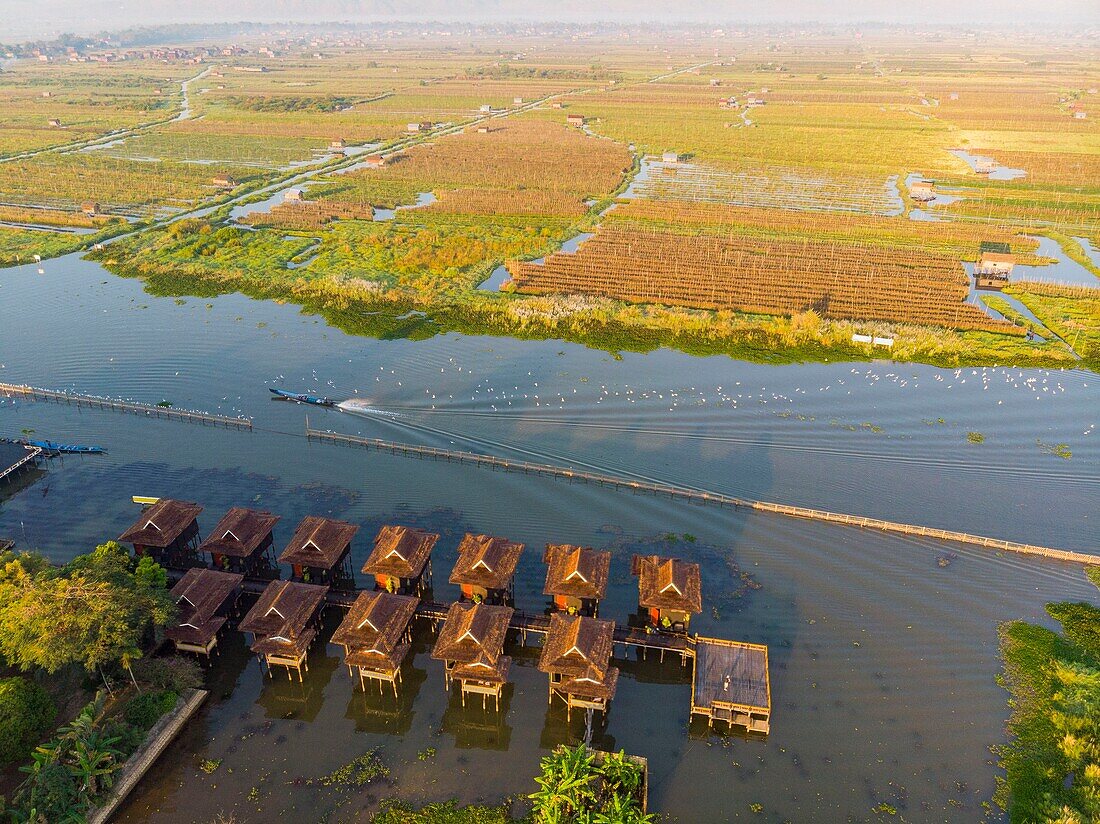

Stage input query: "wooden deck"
[
  {"left": 0, "top": 442, "right": 41, "bottom": 484},
  {"left": 307, "top": 426, "right": 1099, "bottom": 566},
  {"left": 690, "top": 637, "right": 770, "bottom": 734},
  {"left": 0, "top": 383, "right": 252, "bottom": 430}
]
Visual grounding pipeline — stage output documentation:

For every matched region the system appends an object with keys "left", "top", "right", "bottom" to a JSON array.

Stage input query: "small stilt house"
[
  {"left": 975, "top": 241, "right": 1015, "bottom": 290},
  {"left": 278, "top": 516, "right": 358, "bottom": 586},
  {"left": 542, "top": 544, "right": 611, "bottom": 616},
  {"left": 538, "top": 613, "right": 619, "bottom": 720},
  {"left": 909, "top": 179, "right": 935, "bottom": 202},
  {"left": 450, "top": 533, "right": 524, "bottom": 606},
  {"left": 239, "top": 580, "right": 329, "bottom": 681},
  {"left": 118, "top": 499, "right": 203, "bottom": 567},
  {"left": 199, "top": 507, "right": 280, "bottom": 577},
  {"left": 361, "top": 524, "right": 439, "bottom": 595},
  {"left": 432, "top": 602, "right": 513, "bottom": 709},
  {"left": 165, "top": 568, "right": 244, "bottom": 657},
  {"left": 332, "top": 591, "right": 419, "bottom": 695},
  {"left": 631, "top": 554, "right": 702, "bottom": 633}
]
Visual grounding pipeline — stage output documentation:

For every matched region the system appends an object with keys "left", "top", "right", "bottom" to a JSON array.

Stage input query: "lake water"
[{"left": 1, "top": 252, "right": 1097, "bottom": 822}]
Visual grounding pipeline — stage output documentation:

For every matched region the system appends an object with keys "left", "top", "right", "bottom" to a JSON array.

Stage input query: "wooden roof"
[
  {"left": 538, "top": 613, "right": 615, "bottom": 682},
  {"left": 361, "top": 524, "right": 439, "bottom": 580},
  {"left": 331, "top": 591, "right": 419, "bottom": 663},
  {"left": 118, "top": 499, "right": 203, "bottom": 548},
  {"left": 449, "top": 533, "right": 524, "bottom": 590},
  {"left": 239, "top": 580, "right": 328, "bottom": 654},
  {"left": 278, "top": 516, "right": 359, "bottom": 570},
  {"left": 631, "top": 554, "right": 703, "bottom": 614},
  {"left": 199, "top": 507, "right": 280, "bottom": 557},
  {"left": 165, "top": 568, "right": 243, "bottom": 646},
  {"left": 542, "top": 544, "right": 611, "bottom": 600},
  {"left": 431, "top": 601, "right": 513, "bottom": 666},
  {"left": 692, "top": 638, "right": 770, "bottom": 714}
]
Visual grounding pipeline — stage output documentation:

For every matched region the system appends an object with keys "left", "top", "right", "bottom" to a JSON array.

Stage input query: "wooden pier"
[
  {"left": 306, "top": 426, "right": 1099, "bottom": 567},
  {"left": 0, "top": 383, "right": 252, "bottom": 430},
  {"left": 0, "top": 443, "right": 42, "bottom": 484}
]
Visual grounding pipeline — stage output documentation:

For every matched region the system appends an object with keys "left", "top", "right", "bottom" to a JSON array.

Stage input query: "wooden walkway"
[
  {"left": 306, "top": 426, "right": 1099, "bottom": 566},
  {"left": 0, "top": 383, "right": 252, "bottom": 430},
  {"left": 0, "top": 444, "right": 41, "bottom": 483}
]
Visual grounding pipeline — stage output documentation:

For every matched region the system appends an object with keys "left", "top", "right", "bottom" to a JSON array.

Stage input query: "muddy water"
[{"left": 0, "top": 252, "right": 1097, "bottom": 822}]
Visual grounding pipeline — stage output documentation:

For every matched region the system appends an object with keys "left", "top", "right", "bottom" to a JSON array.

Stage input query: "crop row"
[{"left": 508, "top": 227, "right": 1020, "bottom": 333}]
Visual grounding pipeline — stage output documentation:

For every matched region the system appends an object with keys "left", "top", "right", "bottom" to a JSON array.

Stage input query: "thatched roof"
[
  {"left": 539, "top": 613, "right": 615, "bottom": 676},
  {"left": 199, "top": 507, "right": 280, "bottom": 557},
  {"left": 278, "top": 516, "right": 359, "bottom": 570},
  {"left": 118, "top": 499, "right": 202, "bottom": 548},
  {"left": 165, "top": 568, "right": 243, "bottom": 646},
  {"left": 558, "top": 665, "right": 619, "bottom": 701},
  {"left": 361, "top": 525, "right": 438, "bottom": 580},
  {"left": 240, "top": 580, "right": 328, "bottom": 655},
  {"left": 631, "top": 554, "right": 703, "bottom": 614},
  {"left": 331, "top": 591, "right": 418, "bottom": 670},
  {"left": 449, "top": 533, "right": 524, "bottom": 590},
  {"left": 542, "top": 544, "right": 610, "bottom": 600},
  {"left": 432, "top": 601, "right": 513, "bottom": 666},
  {"left": 451, "top": 654, "right": 512, "bottom": 685}
]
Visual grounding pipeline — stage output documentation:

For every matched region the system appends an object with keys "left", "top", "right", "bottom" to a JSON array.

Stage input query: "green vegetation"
[
  {"left": 0, "top": 541, "right": 174, "bottom": 676},
  {"left": 529, "top": 745, "right": 653, "bottom": 824},
  {"left": 371, "top": 800, "right": 517, "bottom": 824},
  {"left": 996, "top": 570, "right": 1100, "bottom": 823},
  {"left": 967, "top": 431, "right": 985, "bottom": 444},
  {"left": 312, "top": 749, "right": 390, "bottom": 788},
  {"left": 1006, "top": 282, "right": 1100, "bottom": 368},
  {"left": 0, "top": 679, "right": 56, "bottom": 766}
]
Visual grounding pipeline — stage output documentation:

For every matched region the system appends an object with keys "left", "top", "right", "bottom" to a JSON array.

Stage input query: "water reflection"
[{"left": 441, "top": 686, "right": 515, "bottom": 750}]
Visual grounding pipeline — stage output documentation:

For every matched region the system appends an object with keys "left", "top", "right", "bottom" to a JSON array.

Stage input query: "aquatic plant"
[
  {"left": 530, "top": 745, "right": 654, "bottom": 824},
  {"left": 966, "top": 432, "right": 985, "bottom": 444}
]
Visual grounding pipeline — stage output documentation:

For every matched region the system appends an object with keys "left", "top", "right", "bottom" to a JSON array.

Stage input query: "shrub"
[
  {"left": 123, "top": 689, "right": 179, "bottom": 731},
  {"left": 0, "top": 677, "right": 56, "bottom": 765},
  {"left": 133, "top": 655, "right": 203, "bottom": 692}
]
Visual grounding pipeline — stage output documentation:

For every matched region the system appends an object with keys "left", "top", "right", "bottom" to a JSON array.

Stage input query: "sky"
[{"left": 2, "top": 0, "right": 1097, "bottom": 40}]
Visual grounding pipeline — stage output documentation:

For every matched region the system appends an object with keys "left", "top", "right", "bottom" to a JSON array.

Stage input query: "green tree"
[{"left": 0, "top": 677, "right": 56, "bottom": 765}]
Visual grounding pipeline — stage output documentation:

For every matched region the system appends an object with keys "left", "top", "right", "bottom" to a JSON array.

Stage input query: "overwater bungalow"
[
  {"left": 199, "top": 507, "right": 280, "bottom": 577},
  {"left": 542, "top": 544, "right": 610, "bottom": 616},
  {"left": 631, "top": 554, "right": 702, "bottom": 632},
  {"left": 165, "top": 568, "right": 244, "bottom": 657},
  {"left": 331, "top": 591, "right": 419, "bottom": 694},
  {"left": 118, "top": 498, "right": 203, "bottom": 567},
  {"left": 239, "top": 580, "right": 329, "bottom": 681},
  {"left": 431, "top": 601, "right": 513, "bottom": 709},
  {"left": 450, "top": 533, "right": 524, "bottom": 605},
  {"left": 538, "top": 613, "right": 618, "bottom": 720},
  {"left": 361, "top": 524, "right": 439, "bottom": 595},
  {"left": 278, "top": 515, "right": 358, "bottom": 586}
]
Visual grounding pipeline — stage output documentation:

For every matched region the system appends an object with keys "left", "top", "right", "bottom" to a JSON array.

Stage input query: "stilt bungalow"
[
  {"left": 199, "top": 507, "right": 280, "bottom": 577},
  {"left": 239, "top": 580, "right": 329, "bottom": 681},
  {"left": 278, "top": 516, "right": 358, "bottom": 586},
  {"left": 542, "top": 544, "right": 610, "bottom": 616},
  {"left": 432, "top": 601, "right": 513, "bottom": 709},
  {"left": 566, "top": 113, "right": 586, "bottom": 126},
  {"left": 165, "top": 568, "right": 244, "bottom": 657},
  {"left": 538, "top": 613, "right": 618, "bottom": 720},
  {"left": 690, "top": 638, "right": 770, "bottom": 734},
  {"left": 118, "top": 498, "right": 203, "bottom": 567},
  {"left": 450, "top": 533, "right": 524, "bottom": 606},
  {"left": 332, "top": 591, "right": 419, "bottom": 694},
  {"left": 631, "top": 555, "right": 702, "bottom": 633},
  {"left": 909, "top": 179, "right": 935, "bottom": 202},
  {"left": 361, "top": 524, "right": 439, "bottom": 595}
]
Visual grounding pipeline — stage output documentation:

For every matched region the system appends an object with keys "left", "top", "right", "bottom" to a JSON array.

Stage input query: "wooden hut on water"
[
  {"left": 631, "top": 555, "right": 702, "bottom": 633},
  {"left": 542, "top": 544, "right": 610, "bottom": 616},
  {"left": 165, "top": 568, "right": 244, "bottom": 657},
  {"left": 239, "top": 580, "right": 329, "bottom": 681},
  {"left": 199, "top": 507, "right": 280, "bottom": 578},
  {"left": 909, "top": 179, "right": 935, "bottom": 202},
  {"left": 119, "top": 499, "right": 203, "bottom": 567},
  {"left": 278, "top": 516, "right": 358, "bottom": 587},
  {"left": 975, "top": 241, "right": 1015, "bottom": 290},
  {"left": 450, "top": 533, "right": 524, "bottom": 606},
  {"left": 538, "top": 613, "right": 618, "bottom": 720},
  {"left": 361, "top": 524, "right": 438, "bottom": 595},
  {"left": 332, "top": 591, "right": 419, "bottom": 694},
  {"left": 431, "top": 601, "right": 513, "bottom": 709}
]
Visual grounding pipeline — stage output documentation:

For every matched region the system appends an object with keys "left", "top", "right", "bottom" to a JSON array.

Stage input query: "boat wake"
[{"left": 336, "top": 399, "right": 405, "bottom": 419}]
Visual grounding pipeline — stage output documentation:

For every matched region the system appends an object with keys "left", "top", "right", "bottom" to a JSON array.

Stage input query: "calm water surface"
[{"left": 1, "top": 253, "right": 1097, "bottom": 823}]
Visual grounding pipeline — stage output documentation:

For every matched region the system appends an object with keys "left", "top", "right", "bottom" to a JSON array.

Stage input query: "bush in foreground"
[{"left": 0, "top": 678, "right": 56, "bottom": 766}]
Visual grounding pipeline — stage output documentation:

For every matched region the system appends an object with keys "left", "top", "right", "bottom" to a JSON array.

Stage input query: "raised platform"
[{"left": 690, "top": 637, "right": 770, "bottom": 734}]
